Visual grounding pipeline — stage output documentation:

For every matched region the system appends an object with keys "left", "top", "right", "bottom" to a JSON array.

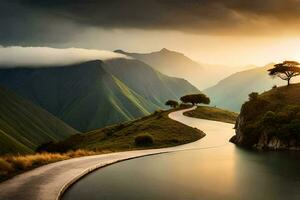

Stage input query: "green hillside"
[
  {"left": 0, "top": 87, "right": 78, "bottom": 155},
  {"left": 231, "top": 84, "right": 300, "bottom": 150},
  {"left": 184, "top": 106, "right": 238, "bottom": 124},
  {"left": 0, "top": 60, "right": 159, "bottom": 132},
  {"left": 104, "top": 58, "right": 200, "bottom": 107},
  {"left": 0, "top": 59, "right": 199, "bottom": 132},
  {"left": 39, "top": 109, "right": 205, "bottom": 153}
]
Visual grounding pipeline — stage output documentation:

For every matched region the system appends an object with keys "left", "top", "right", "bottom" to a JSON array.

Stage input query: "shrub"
[
  {"left": 66, "top": 149, "right": 96, "bottom": 158},
  {"left": 135, "top": 133, "right": 154, "bottom": 146},
  {"left": 248, "top": 92, "right": 259, "bottom": 101},
  {"left": 272, "top": 85, "right": 277, "bottom": 89},
  {"left": 0, "top": 158, "right": 13, "bottom": 175},
  {"left": 287, "top": 119, "right": 300, "bottom": 138},
  {"left": 6, "top": 157, "right": 32, "bottom": 170},
  {"left": 165, "top": 100, "right": 179, "bottom": 108},
  {"left": 262, "top": 111, "right": 276, "bottom": 125}
]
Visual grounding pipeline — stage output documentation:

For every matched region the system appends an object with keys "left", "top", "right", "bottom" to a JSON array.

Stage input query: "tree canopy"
[
  {"left": 165, "top": 100, "right": 179, "bottom": 108},
  {"left": 268, "top": 61, "right": 300, "bottom": 86},
  {"left": 180, "top": 94, "right": 210, "bottom": 105}
]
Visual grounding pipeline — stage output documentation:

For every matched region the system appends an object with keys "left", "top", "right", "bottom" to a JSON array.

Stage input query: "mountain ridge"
[
  {"left": 0, "top": 58, "right": 199, "bottom": 132},
  {"left": 0, "top": 87, "right": 78, "bottom": 155}
]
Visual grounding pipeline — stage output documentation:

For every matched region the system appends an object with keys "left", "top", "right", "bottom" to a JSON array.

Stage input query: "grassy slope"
[
  {"left": 103, "top": 58, "right": 200, "bottom": 107},
  {"left": 260, "top": 83, "right": 300, "bottom": 104},
  {"left": 1, "top": 107, "right": 205, "bottom": 182},
  {"left": 184, "top": 106, "right": 238, "bottom": 124},
  {"left": 0, "top": 87, "right": 78, "bottom": 155},
  {"left": 0, "top": 59, "right": 198, "bottom": 132},
  {"left": 240, "top": 83, "right": 300, "bottom": 121},
  {"left": 0, "top": 61, "right": 159, "bottom": 132},
  {"left": 41, "top": 108, "right": 205, "bottom": 153}
]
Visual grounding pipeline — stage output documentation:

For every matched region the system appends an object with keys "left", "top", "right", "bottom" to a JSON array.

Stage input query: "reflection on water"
[
  {"left": 62, "top": 109, "right": 300, "bottom": 200},
  {"left": 62, "top": 145, "right": 300, "bottom": 200}
]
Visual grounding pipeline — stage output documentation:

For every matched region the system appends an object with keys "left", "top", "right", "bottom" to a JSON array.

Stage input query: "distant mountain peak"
[
  {"left": 158, "top": 48, "right": 183, "bottom": 55},
  {"left": 160, "top": 48, "right": 170, "bottom": 52},
  {"left": 114, "top": 49, "right": 126, "bottom": 54}
]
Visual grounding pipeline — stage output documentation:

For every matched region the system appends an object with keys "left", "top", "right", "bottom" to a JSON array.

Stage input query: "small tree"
[
  {"left": 165, "top": 100, "right": 179, "bottom": 108},
  {"left": 180, "top": 94, "right": 210, "bottom": 105},
  {"left": 248, "top": 92, "right": 259, "bottom": 101},
  {"left": 268, "top": 61, "right": 300, "bottom": 86}
]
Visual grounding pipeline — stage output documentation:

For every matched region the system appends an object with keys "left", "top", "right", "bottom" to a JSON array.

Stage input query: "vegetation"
[
  {"left": 268, "top": 61, "right": 300, "bottom": 86},
  {"left": 0, "top": 105, "right": 205, "bottom": 182},
  {"left": 165, "top": 100, "right": 179, "bottom": 108},
  {"left": 232, "top": 84, "right": 300, "bottom": 149},
  {"left": 0, "top": 150, "right": 96, "bottom": 182},
  {"left": 0, "top": 87, "right": 78, "bottom": 155},
  {"left": 180, "top": 94, "right": 210, "bottom": 105},
  {"left": 184, "top": 106, "right": 238, "bottom": 124},
  {"left": 0, "top": 59, "right": 199, "bottom": 132},
  {"left": 38, "top": 108, "right": 204, "bottom": 153},
  {"left": 135, "top": 133, "right": 154, "bottom": 146}
]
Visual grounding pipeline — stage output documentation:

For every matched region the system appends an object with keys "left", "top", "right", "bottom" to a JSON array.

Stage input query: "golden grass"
[
  {"left": 0, "top": 149, "right": 96, "bottom": 181},
  {"left": 0, "top": 158, "right": 13, "bottom": 175}
]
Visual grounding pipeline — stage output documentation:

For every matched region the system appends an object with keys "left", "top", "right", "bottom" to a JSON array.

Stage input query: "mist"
[{"left": 0, "top": 46, "right": 130, "bottom": 68}]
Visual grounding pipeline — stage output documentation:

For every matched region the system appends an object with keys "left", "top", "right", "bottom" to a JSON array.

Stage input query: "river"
[{"left": 62, "top": 108, "right": 300, "bottom": 200}]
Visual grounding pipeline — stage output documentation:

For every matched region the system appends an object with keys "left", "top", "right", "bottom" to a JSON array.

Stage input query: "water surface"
[{"left": 63, "top": 109, "right": 300, "bottom": 200}]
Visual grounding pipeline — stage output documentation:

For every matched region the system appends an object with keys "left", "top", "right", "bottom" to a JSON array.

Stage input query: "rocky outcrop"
[{"left": 231, "top": 114, "right": 300, "bottom": 150}]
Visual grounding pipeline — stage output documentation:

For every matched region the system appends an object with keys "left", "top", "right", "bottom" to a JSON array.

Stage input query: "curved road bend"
[{"left": 0, "top": 107, "right": 234, "bottom": 200}]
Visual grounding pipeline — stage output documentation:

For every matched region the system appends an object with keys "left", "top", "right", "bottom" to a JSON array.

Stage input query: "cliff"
[{"left": 231, "top": 84, "right": 300, "bottom": 150}]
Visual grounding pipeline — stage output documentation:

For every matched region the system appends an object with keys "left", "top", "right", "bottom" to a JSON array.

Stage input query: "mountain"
[
  {"left": 0, "top": 87, "right": 78, "bottom": 155},
  {"left": 103, "top": 58, "right": 200, "bottom": 107},
  {"left": 231, "top": 84, "right": 300, "bottom": 150},
  {"left": 204, "top": 63, "right": 287, "bottom": 112},
  {"left": 0, "top": 59, "right": 199, "bottom": 132},
  {"left": 115, "top": 48, "right": 238, "bottom": 89}
]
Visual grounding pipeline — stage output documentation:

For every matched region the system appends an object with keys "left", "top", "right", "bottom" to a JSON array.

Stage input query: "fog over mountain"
[
  {"left": 0, "top": 46, "right": 129, "bottom": 67},
  {"left": 116, "top": 48, "right": 240, "bottom": 89}
]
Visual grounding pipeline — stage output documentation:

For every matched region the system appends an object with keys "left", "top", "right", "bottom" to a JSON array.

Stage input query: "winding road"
[{"left": 0, "top": 107, "right": 234, "bottom": 200}]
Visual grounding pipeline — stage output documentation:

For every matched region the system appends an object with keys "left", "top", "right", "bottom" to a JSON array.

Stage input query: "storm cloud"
[{"left": 1, "top": 0, "right": 300, "bottom": 45}]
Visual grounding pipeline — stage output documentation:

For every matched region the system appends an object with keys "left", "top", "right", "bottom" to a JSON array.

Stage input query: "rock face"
[
  {"left": 231, "top": 109, "right": 300, "bottom": 151},
  {"left": 230, "top": 85, "right": 300, "bottom": 150},
  {"left": 230, "top": 115, "right": 300, "bottom": 150}
]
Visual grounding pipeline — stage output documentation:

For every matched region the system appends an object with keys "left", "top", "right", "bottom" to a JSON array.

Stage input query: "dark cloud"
[{"left": 1, "top": 0, "right": 300, "bottom": 45}]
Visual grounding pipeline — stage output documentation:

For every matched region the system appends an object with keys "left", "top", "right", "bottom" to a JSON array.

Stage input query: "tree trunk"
[{"left": 288, "top": 78, "right": 290, "bottom": 86}]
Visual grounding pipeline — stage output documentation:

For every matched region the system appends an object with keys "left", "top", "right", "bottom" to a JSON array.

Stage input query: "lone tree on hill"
[
  {"left": 165, "top": 100, "right": 179, "bottom": 108},
  {"left": 268, "top": 61, "right": 300, "bottom": 86},
  {"left": 180, "top": 94, "right": 210, "bottom": 105}
]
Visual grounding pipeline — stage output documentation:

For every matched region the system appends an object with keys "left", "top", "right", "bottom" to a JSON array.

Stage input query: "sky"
[{"left": 2, "top": 0, "right": 300, "bottom": 66}]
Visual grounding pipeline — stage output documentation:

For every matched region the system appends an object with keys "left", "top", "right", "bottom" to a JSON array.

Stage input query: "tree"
[
  {"left": 165, "top": 100, "right": 179, "bottom": 108},
  {"left": 268, "top": 61, "right": 300, "bottom": 86},
  {"left": 180, "top": 94, "right": 210, "bottom": 105},
  {"left": 248, "top": 92, "right": 259, "bottom": 101}
]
